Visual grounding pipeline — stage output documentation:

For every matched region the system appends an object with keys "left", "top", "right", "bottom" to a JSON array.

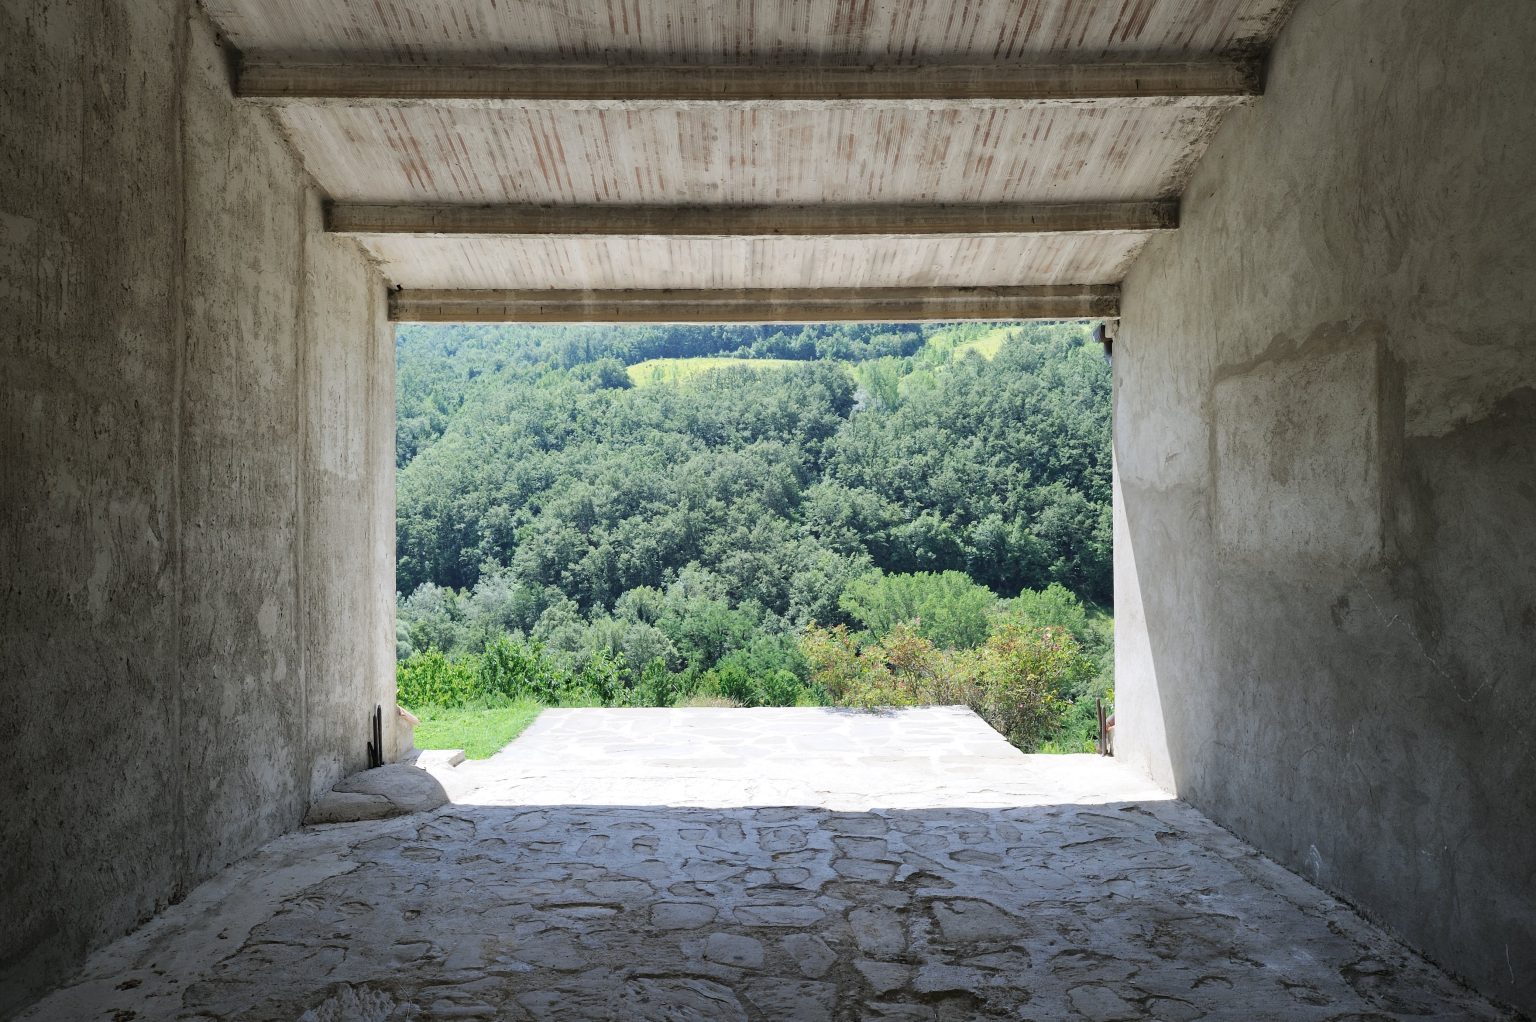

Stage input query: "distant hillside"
[{"left": 396, "top": 320, "right": 1110, "bottom": 606}]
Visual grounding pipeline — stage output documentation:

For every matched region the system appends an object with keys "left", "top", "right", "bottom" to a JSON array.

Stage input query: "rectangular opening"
[{"left": 391, "top": 319, "right": 1116, "bottom": 761}]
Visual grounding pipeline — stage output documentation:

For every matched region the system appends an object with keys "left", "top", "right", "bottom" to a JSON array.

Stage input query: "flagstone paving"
[{"left": 21, "top": 707, "right": 1512, "bottom": 1021}]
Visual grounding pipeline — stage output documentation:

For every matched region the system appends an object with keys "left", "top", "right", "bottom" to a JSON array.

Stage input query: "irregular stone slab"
[
  {"left": 928, "top": 897, "right": 1020, "bottom": 943},
  {"left": 832, "top": 857, "right": 899, "bottom": 882},
  {"left": 1068, "top": 984, "right": 1140, "bottom": 1022},
  {"left": 833, "top": 835, "right": 889, "bottom": 858},
  {"left": 733, "top": 904, "right": 824, "bottom": 927},
  {"left": 856, "top": 959, "right": 911, "bottom": 994},
  {"left": 741, "top": 978, "right": 836, "bottom": 1022},
  {"left": 650, "top": 902, "right": 717, "bottom": 930},
  {"left": 305, "top": 763, "right": 448, "bottom": 824},
  {"left": 703, "top": 932, "right": 765, "bottom": 969},
  {"left": 849, "top": 905, "right": 907, "bottom": 958},
  {"left": 781, "top": 933, "right": 837, "bottom": 979},
  {"left": 618, "top": 978, "right": 747, "bottom": 1021}
]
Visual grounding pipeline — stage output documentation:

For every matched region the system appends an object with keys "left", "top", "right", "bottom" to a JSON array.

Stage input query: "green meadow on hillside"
[
  {"left": 625, "top": 325, "right": 1014, "bottom": 388},
  {"left": 626, "top": 356, "right": 809, "bottom": 386}
]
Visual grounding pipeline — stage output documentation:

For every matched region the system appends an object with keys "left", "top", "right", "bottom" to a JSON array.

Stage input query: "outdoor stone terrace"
[{"left": 22, "top": 708, "right": 1510, "bottom": 1021}]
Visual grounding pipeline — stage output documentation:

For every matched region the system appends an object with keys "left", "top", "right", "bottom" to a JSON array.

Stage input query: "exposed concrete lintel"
[
  {"left": 328, "top": 200, "right": 1178, "bottom": 238},
  {"left": 388, "top": 285, "right": 1120, "bottom": 324},
  {"left": 237, "top": 59, "right": 1261, "bottom": 105}
]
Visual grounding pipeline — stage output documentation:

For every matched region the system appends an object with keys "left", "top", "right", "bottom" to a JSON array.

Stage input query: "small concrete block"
[{"left": 415, "top": 749, "right": 466, "bottom": 769}]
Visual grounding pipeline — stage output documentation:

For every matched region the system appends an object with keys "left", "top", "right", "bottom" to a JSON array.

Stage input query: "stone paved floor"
[{"left": 24, "top": 707, "right": 1511, "bottom": 1021}]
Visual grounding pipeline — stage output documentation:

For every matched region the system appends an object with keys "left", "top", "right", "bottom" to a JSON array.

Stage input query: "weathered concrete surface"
[
  {"left": 300, "top": 182, "right": 400, "bottom": 809},
  {"left": 19, "top": 708, "right": 1510, "bottom": 1020},
  {"left": 1115, "top": 0, "right": 1536, "bottom": 1013},
  {"left": 0, "top": 1, "right": 395, "bottom": 1012},
  {"left": 1, "top": 0, "right": 187, "bottom": 1008}
]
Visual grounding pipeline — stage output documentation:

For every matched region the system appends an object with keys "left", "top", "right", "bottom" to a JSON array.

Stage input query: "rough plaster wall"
[
  {"left": 179, "top": 12, "right": 313, "bottom": 877},
  {"left": 302, "top": 191, "right": 402, "bottom": 801},
  {"left": 1115, "top": 0, "right": 1536, "bottom": 1012},
  {"left": 0, "top": 0, "right": 187, "bottom": 1005},
  {"left": 0, "top": 2, "right": 394, "bottom": 1013}
]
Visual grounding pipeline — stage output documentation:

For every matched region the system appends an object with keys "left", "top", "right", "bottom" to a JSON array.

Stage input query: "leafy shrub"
[
  {"left": 997, "top": 583, "right": 1090, "bottom": 645},
  {"left": 398, "top": 584, "right": 469, "bottom": 659},
  {"left": 660, "top": 598, "right": 762, "bottom": 672},
  {"left": 477, "top": 635, "right": 565, "bottom": 702},
  {"left": 398, "top": 635, "right": 602, "bottom": 709},
  {"left": 801, "top": 621, "right": 1095, "bottom": 751},
  {"left": 759, "top": 669, "right": 804, "bottom": 707},
  {"left": 795, "top": 680, "right": 834, "bottom": 707},
  {"left": 959, "top": 625, "right": 1090, "bottom": 751},
  {"left": 714, "top": 661, "right": 760, "bottom": 706},
  {"left": 704, "top": 635, "right": 812, "bottom": 706},
  {"left": 397, "top": 649, "right": 480, "bottom": 708},
  {"left": 1038, "top": 691, "right": 1109, "bottom": 754},
  {"left": 801, "top": 622, "right": 930, "bottom": 707},
  {"left": 575, "top": 648, "right": 630, "bottom": 705},
  {"left": 839, "top": 570, "right": 996, "bottom": 649},
  {"left": 633, "top": 658, "right": 680, "bottom": 707}
]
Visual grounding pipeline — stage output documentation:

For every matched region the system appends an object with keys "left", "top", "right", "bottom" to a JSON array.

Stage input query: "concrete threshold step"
[{"left": 414, "top": 748, "right": 466, "bottom": 769}]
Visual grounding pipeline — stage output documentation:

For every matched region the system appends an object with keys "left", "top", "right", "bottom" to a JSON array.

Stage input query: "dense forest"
[{"left": 395, "top": 320, "right": 1114, "bottom": 751}]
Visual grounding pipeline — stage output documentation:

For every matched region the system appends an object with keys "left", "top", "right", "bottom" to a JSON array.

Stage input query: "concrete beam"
[
  {"left": 238, "top": 59, "right": 1260, "bottom": 104},
  {"left": 388, "top": 285, "right": 1120, "bottom": 324},
  {"left": 330, "top": 201, "right": 1178, "bottom": 238}
]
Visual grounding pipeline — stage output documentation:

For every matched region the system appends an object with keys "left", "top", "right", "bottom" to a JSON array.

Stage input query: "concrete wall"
[
  {"left": 0, "top": 1, "right": 398, "bottom": 1012},
  {"left": 1115, "top": 0, "right": 1536, "bottom": 1012}
]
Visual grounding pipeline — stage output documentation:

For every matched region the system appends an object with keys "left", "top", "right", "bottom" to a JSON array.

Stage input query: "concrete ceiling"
[
  {"left": 204, "top": 0, "right": 1297, "bottom": 321},
  {"left": 203, "top": 0, "right": 1293, "bottom": 63}
]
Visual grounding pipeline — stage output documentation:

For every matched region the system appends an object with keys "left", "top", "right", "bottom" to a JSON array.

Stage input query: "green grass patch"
[
  {"left": 626, "top": 356, "right": 810, "bottom": 387},
  {"left": 412, "top": 698, "right": 544, "bottom": 758},
  {"left": 624, "top": 334, "right": 1014, "bottom": 390},
  {"left": 951, "top": 328, "right": 1011, "bottom": 360},
  {"left": 919, "top": 324, "right": 1015, "bottom": 361}
]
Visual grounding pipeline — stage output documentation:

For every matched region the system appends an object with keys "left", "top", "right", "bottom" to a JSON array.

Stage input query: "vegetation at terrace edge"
[{"left": 395, "top": 320, "right": 1114, "bottom": 752}]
